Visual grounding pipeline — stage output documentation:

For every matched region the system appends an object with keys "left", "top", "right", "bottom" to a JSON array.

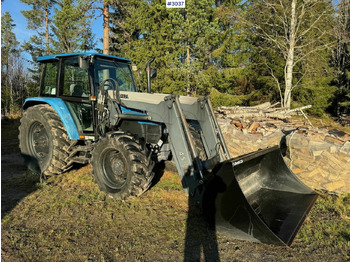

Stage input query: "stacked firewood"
[
  {"left": 216, "top": 105, "right": 350, "bottom": 194},
  {"left": 216, "top": 102, "right": 312, "bottom": 125}
]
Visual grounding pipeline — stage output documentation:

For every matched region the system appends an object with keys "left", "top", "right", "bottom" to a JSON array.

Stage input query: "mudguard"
[{"left": 23, "top": 97, "right": 80, "bottom": 140}]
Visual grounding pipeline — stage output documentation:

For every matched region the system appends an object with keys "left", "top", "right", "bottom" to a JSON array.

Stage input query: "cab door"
[{"left": 59, "top": 56, "right": 94, "bottom": 135}]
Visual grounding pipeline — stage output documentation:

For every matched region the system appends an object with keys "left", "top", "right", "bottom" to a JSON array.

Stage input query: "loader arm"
[
  {"left": 117, "top": 90, "right": 318, "bottom": 247},
  {"left": 117, "top": 91, "right": 228, "bottom": 199}
]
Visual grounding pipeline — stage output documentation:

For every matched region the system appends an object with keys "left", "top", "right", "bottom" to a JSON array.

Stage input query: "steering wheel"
[{"left": 99, "top": 78, "right": 121, "bottom": 103}]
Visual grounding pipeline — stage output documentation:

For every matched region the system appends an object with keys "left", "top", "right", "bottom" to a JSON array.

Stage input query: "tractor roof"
[{"left": 36, "top": 52, "right": 131, "bottom": 63}]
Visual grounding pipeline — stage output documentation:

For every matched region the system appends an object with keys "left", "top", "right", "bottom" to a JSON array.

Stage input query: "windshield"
[{"left": 94, "top": 58, "right": 136, "bottom": 94}]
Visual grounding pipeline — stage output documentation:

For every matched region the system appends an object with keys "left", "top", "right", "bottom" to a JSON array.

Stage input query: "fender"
[{"left": 23, "top": 97, "right": 80, "bottom": 140}]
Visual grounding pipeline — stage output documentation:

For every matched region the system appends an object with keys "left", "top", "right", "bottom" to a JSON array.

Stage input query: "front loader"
[{"left": 19, "top": 53, "right": 317, "bottom": 246}]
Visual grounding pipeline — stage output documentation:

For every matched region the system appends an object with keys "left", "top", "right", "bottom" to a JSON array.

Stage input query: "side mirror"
[
  {"left": 79, "top": 56, "right": 89, "bottom": 70},
  {"left": 150, "top": 68, "right": 157, "bottom": 78}
]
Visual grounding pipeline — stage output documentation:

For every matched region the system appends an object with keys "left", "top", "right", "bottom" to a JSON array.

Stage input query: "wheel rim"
[
  {"left": 28, "top": 121, "right": 50, "bottom": 165},
  {"left": 101, "top": 149, "right": 128, "bottom": 190}
]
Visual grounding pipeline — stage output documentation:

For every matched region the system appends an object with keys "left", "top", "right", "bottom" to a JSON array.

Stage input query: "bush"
[{"left": 209, "top": 88, "right": 244, "bottom": 109}]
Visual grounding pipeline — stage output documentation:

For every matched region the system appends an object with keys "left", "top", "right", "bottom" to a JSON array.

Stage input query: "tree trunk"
[
  {"left": 284, "top": 0, "right": 297, "bottom": 109},
  {"left": 45, "top": 4, "right": 49, "bottom": 55},
  {"left": 4, "top": 57, "right": 9, "bottom": 116},
  {"left": 9, "top": 56, "right": 14, "bottom": 114},
  {"left": 186, "top": 45, "right": 191, "bottom": 96},
  {"left": 103, "top": 0, "right": 109, "bottom": 55}
]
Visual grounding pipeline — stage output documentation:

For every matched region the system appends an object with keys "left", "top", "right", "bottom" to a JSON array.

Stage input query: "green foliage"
[
  {"left": 294, "top": 73, "right": 337, "bottom": 116},
  {"left": 293, "top": 49, "right": 337, "bottom": 115},
  {"left": 20, "top": 0, "right": 56, "bottom": 57},
  {"left": 245, "top": 0, "right": 336, "bottom": 111},
  {"left": 330, "top": 0, "right": 350, "bottom": 115},
  {"left": 109, "top": 0, "right": 251, "bottom": 100},
  {"left": 22, "top": 35, "right": 47, "bottom": 59},
  {"left": 7, "top": 0, "right": 349, "bottom": 116},
  {"left": 1, "top": 11, "right": 19, "bottom": 75},
  {"left": 51, "top": 0, "right": 96, "bottom": 53},
  {"left": 209, "top": 88, "right": 244, "bottom": 109},
  {"left": 1, "top": 11, "right": 19, "bottom": 58},
  {"left": 1, "top": 11, "right": 20, "bottom": 115},
  {"left": 340, "top": 94, "right": 350, "bottom": 107}
]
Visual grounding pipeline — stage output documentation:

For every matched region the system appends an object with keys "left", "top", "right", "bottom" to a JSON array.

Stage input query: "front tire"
[
  {"left": 19, "top": 104, "right": 72, "bottom": 176},
  {"left": 91, "top": 132, "right": 155, "bottom": 200}
]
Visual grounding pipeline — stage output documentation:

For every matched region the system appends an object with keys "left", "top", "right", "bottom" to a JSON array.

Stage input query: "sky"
[{"left": 1, "top": 0, "right": 103, "bottom": 62}]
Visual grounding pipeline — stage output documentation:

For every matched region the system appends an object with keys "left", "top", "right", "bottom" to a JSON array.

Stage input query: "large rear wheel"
[
  {"left": 19, "top": 104, "right": 72, "bottom": 176},
  {"left": 91, "top": 132, "right": 155, "bottom": 200}
]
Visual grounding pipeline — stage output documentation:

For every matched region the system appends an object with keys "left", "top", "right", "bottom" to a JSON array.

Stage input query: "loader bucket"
[{"left": 202, "top": 146, "right": 318, "bottom": 246}]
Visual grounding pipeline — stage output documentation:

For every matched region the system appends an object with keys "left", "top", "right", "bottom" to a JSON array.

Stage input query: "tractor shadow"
[
  {"left": 1, "top": 119, "right": 87, "bottom": 218},
  {"left": 1, "top": 119, "right": 40, "bottom": 218},
  {"left": 1, "top": 152, "right": 84, "bottom": 219},
  {"left": 150, "top": 161, "right": 221, "bottom": 262},
  {"left": 184, "top": 198, "right": 220, "bottom": 262},
  {"left": 148, "top": 161, "right": 167, "bottom": 188}
]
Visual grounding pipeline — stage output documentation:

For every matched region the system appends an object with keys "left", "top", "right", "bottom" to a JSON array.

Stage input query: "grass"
[
  {"left": 291, "top": 114, "right": 350, "bottom": 133},
  {"left": 2, "top": 166, "right": 190, "bottom": 261},
  {"left": 2, "top": 117, "right": 349, "bottom": 261},
  {"left": 298, "top": 192, "right": 350, "bottom": 250},
  {"left": 2, "top": 165, "right": 350, "bottom": 261}
]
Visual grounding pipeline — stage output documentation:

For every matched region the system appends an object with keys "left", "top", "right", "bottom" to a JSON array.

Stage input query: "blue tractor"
[{"left": 19, "top": 53, "right": 318, "bottom": 246}]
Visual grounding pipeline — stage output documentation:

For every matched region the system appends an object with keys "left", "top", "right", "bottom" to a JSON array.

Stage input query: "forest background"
[{"left": 1, "top": 0, "right": 350, "bottom": 117}]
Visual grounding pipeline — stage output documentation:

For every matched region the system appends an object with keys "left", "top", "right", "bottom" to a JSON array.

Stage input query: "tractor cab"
[{"left": 36, "top": 53, "right": 137, "bottom": 138}]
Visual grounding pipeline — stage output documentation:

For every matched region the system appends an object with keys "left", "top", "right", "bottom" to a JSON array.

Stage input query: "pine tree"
[
  {"left": 20, "top": 0, "right": 56, "bottom": 56},
  {"left": 210, "top": 1, "right": 253, "bottom": 103},
  {"left": 103, "top": 0, "right": 110, "bottom": 54},
  {"left": 107, "top": 0, "right": 251, "bottom": 108},
  {"left": 109, "top": 0, "right": 234, "bottom": 98},
  {"left": 51, "top": 0, "right": 96, "bottom": 53},
  {"left": 109, "top": 0, "right": 188, "bottom": 93},
  {"left": 1, "top": 11, "right": 20, "bottom": 115}
]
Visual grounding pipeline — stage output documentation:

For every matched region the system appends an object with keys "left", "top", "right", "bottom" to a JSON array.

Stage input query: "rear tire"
[
  {"left": 91, "top": 131, "right": 155, "bottom": 200},
  {"left": 19, "top": 104, "right": 72, "bottom": 176}
]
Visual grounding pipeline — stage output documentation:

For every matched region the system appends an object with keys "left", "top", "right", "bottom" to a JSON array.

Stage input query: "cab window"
[
  {"left": 41, "top": 62, "right": 58, "bottom": 96},
  {"left": 61, "top": 57, "right": 90, "bottom": 97},
  {"left": 94, "top": 59, "right": 136, "bottom": 94}
]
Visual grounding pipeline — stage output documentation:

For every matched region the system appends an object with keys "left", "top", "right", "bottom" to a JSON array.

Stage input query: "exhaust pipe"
[
  {"left": 146, "top": 57, "right": 155, "bottom": 93},
  {"left": 202, "top": 146, "right": 318, "bottom": 246}
]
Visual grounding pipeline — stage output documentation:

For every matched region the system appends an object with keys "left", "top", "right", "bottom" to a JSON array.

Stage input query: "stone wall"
[{"left": 218, "top": 118, "right": 350, "bottom": 194}]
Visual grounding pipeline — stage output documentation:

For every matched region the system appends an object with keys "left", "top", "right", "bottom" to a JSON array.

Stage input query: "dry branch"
[{"left": 216, "top": 102, "right": 312, "bottom": 122}]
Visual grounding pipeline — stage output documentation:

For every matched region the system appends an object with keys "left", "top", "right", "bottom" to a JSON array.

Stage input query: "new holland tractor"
[{"left": 19, "top": 53, "right": 318, "bottom": 246}]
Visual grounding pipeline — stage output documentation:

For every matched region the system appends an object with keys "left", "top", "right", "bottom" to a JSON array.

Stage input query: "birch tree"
[
  {"left": 332, "top": 0, "right": 350, "bottom": 114},
  {"left": 246, "top": 0, "right": 335, "bottom": 109}
]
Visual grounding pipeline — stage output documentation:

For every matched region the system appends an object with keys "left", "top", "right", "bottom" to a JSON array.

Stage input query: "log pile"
[
  {"left": 285, "top": 131, "right": 350, "bottom": 193},
  {"left": 216, "top": 102, "right": 312, "bottom": 123},
  {"left": 338, "top": 115, "right": 350, "bottom": 127},
  {"left": 216, "top": 104, "right": 350, "bottom": 194}
]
